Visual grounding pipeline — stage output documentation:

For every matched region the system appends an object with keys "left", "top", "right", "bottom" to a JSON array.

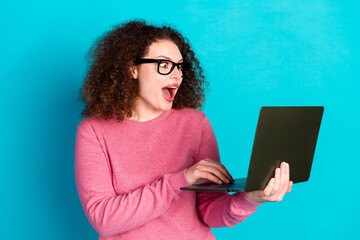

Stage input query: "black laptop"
[{"left": 180, "top": 106, "right": 324, "bottom": 192}]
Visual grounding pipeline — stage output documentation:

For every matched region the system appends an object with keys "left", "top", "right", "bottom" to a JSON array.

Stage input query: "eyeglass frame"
[{"left": 134, "top": 58, "right": 191, "bottom": 76}]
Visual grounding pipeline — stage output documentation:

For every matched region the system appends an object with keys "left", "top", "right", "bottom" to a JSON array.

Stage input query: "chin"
[
  {"left": 160, "top": 103, "right": 173, "bottom": 111},
  {"left": 163, "top": 105, "right": 173, "bottom": 111}
]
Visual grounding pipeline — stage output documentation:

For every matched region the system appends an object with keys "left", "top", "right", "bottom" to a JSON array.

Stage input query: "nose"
[{"left": 170, "top": 65, "right": 182, "bottom": 79}]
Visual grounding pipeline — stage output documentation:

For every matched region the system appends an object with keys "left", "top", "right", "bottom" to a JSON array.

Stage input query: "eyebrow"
[{"left": 155, "top": 55, "right": 183, "bottom": 63}]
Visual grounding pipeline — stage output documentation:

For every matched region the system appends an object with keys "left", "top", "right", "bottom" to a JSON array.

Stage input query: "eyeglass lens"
[{"left": 158, "top": 60, "right": 183, "bottom": 75}]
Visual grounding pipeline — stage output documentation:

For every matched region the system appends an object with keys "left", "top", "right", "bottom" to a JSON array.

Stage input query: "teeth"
[{"left": 167, "top": 86, "right": 177, "bottom": 89}]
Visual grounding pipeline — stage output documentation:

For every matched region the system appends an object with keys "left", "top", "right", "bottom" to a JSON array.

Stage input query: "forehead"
[{"left": 145, "top": 40, "right": 182, "bottom": 61}]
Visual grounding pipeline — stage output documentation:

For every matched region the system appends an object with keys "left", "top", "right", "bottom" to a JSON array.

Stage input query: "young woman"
[{"left": 75, "top": 20, "right": 293, "bottom": 240}]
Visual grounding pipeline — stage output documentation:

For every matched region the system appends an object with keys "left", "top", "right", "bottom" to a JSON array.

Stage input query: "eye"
[{"left": 159, "top": 61, "right": 170, "bottom": 69}]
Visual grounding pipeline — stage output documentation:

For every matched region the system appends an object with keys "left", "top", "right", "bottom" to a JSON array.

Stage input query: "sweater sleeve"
[
  {"left": 74, "top": 119, "right": 189, "bottom": 237},
  {"left": 195, "top": 115, "right": 262, "bottom": 228}
]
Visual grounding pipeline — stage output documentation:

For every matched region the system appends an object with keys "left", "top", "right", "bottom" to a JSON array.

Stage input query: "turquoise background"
[{"left": 1, "top": 0, "right": 359, "bottom": 239}]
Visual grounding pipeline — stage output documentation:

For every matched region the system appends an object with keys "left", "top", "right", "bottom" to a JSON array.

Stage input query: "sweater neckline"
[{"left": 119, "top": 109, "right": 174, "bottom": 126}]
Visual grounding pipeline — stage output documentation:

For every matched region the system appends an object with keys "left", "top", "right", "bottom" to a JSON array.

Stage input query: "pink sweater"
[{"left": 75, "top": 108, "right": 261, "bottom": 240}]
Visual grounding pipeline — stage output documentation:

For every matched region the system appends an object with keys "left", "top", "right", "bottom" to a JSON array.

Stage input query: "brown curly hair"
[{"left": 80, "top": 20, "right": 208, "bottom": 122}]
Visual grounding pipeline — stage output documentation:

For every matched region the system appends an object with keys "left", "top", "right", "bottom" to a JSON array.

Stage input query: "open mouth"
[{"left": 162, "top": 86, "right": 177, "bottom": 102}]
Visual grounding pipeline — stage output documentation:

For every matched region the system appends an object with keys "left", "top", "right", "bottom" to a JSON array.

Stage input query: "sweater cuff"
[
  {"left": 166, "top": 169, "right": 190, "bottom": 195},
  {"left": 232, "top": 192, "right": 262, "bottom": 212}
]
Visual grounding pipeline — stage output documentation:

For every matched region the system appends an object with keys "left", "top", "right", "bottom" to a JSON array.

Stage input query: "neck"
[{"left": 127, "top": 100, "right": 165, "bottom": 122}]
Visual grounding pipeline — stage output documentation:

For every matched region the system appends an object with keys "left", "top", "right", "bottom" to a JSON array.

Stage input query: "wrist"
[
  {"left": 244, "top": 192, "right": 265, "bottom": 204},
  {"left": 183, "top": 168, "right": 191, "bottom": 186}
]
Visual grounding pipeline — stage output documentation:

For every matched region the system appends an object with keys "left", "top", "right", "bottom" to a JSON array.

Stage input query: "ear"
[{"left": 130, "top": 65, "right": 138, "bottom": 79}]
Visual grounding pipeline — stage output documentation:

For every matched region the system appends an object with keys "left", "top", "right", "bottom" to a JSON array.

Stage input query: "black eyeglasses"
[{"left": 135, "top": 58, "right": 191, "bottom": 75}]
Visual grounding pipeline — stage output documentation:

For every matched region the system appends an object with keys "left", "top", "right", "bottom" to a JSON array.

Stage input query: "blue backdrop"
[{"left": 1, "top": 0, "right": 359, "bottom": 239}]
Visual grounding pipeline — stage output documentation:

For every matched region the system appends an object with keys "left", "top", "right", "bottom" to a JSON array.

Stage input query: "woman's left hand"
[{"left": 245, "top": 161, "right": 293, "bottom": 203}]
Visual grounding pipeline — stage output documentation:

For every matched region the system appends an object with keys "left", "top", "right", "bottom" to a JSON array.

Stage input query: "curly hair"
[{"left": 80, "top": 20, "right": 208, "bottom": 122}]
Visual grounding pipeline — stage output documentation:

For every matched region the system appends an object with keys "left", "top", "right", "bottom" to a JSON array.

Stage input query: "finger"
[
  {"left": 277, "top": 162, "right": 289, "bottom": 199},
  {"left": 272, "top": 168, "right": 281, "bottom": 193},
  {"left": 280, "top": 162, "right": 287, "bottom": 185},
  {"left": 286, "top": 181, "right": 293, "bottom": 193},
  {"left": 220, "top": 166, "right": 234, "bottom": 182},
  {"left": 193, "top": 178, "right": 209, "bottom": 185},
  {"left": 202, "top": 159, "right": 234, "bottom": 181},
  {"left": 280, "top": 163, "right": 291, "bottom": 194},
  {"left": 197, "top": 171, "right": 223, "bottom": 184},
  {"left": 278, "top": 162, "right": 289, "bottom": 196},
  {"left": 200, "top": 159, "right": 234, "bottom": 182},
  {"left": 264, "top": 178, "right": 275, "bottom": 196},
  {"left": 196, "top": 165, "right": 230, "bottom": 184},
  {"left": 286, "top": 162, "right": 290, "bottom": 183},
  {"left": 287, "top": 162, "right": 291, "bottom": 184},
  {"left": 285, "top": 162, "right": 290, "bottom": 191},
  {"left": 282, "top": 162, "right": 291, "bottom": 193}
]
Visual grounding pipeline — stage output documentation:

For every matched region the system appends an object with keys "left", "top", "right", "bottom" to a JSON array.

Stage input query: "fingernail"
[{"left": 225, "top": 179, "right": 229, "bottom": 183}]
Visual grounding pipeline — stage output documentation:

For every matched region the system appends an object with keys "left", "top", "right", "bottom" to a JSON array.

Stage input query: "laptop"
[{"left": 180, "top": 106, "right": 324, "bottom": 192}]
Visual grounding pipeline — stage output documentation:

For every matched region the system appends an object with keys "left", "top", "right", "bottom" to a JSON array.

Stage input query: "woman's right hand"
[{"left": 185, "top": 158, "right": 234, "bottom": 185}]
